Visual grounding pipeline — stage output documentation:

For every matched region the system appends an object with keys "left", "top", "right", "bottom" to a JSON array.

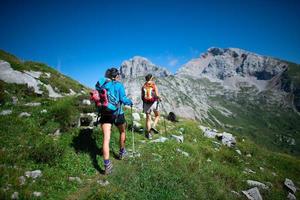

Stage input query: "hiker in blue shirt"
[{"left": 97, "top": 68, "right": 132, "bottom": 175}]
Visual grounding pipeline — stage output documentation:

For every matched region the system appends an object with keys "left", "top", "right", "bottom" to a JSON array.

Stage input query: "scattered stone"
[
  {"left": 284, "top": 178, "right": 297, "bottom": 194},
  {"left": 231, "top": 190, "right": 240, "bottom": 196},
  {"left": 33, "top": 191, "right": 42, "bottom": 197},
  {"left": 207, "top": 158, "right": 212, "bottom": 162},
  {"left": 25, "top": 170, "right": 42, "bottom": 179},
  {"left": 246, "top": 154, "right": 252, "bottom": 157},
  {"left": 151, "top": 137, "right": 168, "bottom": 143},
  {"left": 0, "top": 109, "right": 12, "bottom": 115},
  {"left": 132, "top": 113, "right": 141, "bottom": 121},
  {"left": 82, "top": 99, "right": 91, "bottom": 105},
  {"left": 203, "top": 130, "right": 218, "bottom": 138},
  {"left": 19, "top": 176, "right": 26, "bottom": 185},
  {"left": 44, "top": 72, "right": 51, "bottom": 78},
  {"left": 133, "top": 121, "right": 142, "bottom": 128},
  {"left": 68, "top": 176, "right": 82, "bottom": 184},
  {"left": 176, "top": 148, "right": 189, "bottom": 157},
  {"left": 40, "top": 109, "right": 47, "bottom": 113},
  {"left": 12, "top": 96, "right": 18, "bottom": 105},
  {"left": 11, "top": 191, "right": 19, "bottom": 200},
  {"left": 247, "top": 180, "right": 269, "bottom": 190},
  {"left": 53, "top": 129, "right": 61, "bottom": 136},
  {"left": 141, "top": 113, "right": 146, "bottom": 119},
  {"left": 199, "top": 125, "right": 209, "bottom": 132},
  {"left": 19, "top": 112, "right": 31, "bottom": 117},
  {"left": 171, "top": 134, "right": 184, "bottom": 143},
  {"left": 259, "top": 167, "right": 264, "bottom": 171},
  {"left": 221, "top": 132, "right": 236, "bottom": 147},
  {"left": 287, "top": 192, "right": 296, "bottom": 200},
  {"left": 242, "top": 187, "right": 262, "bottom": 200},
  {"left": 272, "top": 172, "right": 277, "bottom": 176},
  {"left": 244, "top": 168, "right": 256, "bottom": 174},
  {"left": 24, "top": 102, "right": 41, "bottom": 107},
  {"left": 236, "top": 149, "right": 242, "bottom": 155},
  {"left": 97, "top": 180, "right": 109, "bottom": 186}
]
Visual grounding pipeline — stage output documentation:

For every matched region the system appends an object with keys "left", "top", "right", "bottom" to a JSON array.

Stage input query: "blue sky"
[{"left": 1, "top": 0, "right": 300, "bottom": 87}]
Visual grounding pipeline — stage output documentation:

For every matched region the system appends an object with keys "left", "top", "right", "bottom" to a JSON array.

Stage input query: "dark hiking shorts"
[{"left": 99, "top": 112, "right": 126, "bottom": 126}]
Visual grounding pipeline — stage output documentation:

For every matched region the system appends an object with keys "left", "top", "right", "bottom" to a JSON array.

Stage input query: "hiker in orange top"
[{"left": 141, "top": 74, "right": 161, "bottom": 139}]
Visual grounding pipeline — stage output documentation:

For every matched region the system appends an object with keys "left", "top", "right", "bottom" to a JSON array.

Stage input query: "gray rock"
[
  {"left": 12, "top": 96, "right": 18, "bottom": 105},
  {"left": 32, "top": 191, "right": 42, "bottom": 198},
  {"left": 24, "top": 102, "right": 41, "bottom": 107},
  {"left": 176, "top": 148, "right": 189, "bottom": 157},
  {"left": 25, "top": 170, "right": 42, "bottom": 179},
  {"left": 287, "top": 192, "right": 296, "bottom": 200},
  {"left": 242, "top": 187, "right": 263, "bottom": 200},
  {"left": 171, "top": 134, "right": 184, "bottom": 143},
  {"left": 247, "top": 180, "right": 269, "bottom": 190},
  {"left": 11, "top": 191, "right": 19, "bottom": 200},
  {"left": 207, "top": 158, "right": 212, "bottom": 162},
  {"left": 132, "top": 112, "right": 141, "bottom": 121},
  {"left": 151, "top": 137, "right": 168, "bottom": 143},
  {"left": 244, "top": 168, "right": 256, "bottom": 174},
  {"left": 82, "top": 99, "right": 91, "bottom": 105},
  {"left": 221, "top": 132, "right": 236, "bottom": 147},
  {"left": 53, "top": 129, "right": 61, "bottom": 136},
  {"left": 236, "top": 149, "right": 242, "bottom": 155},
  {"left": 203, "top": 130, "right": 218, "bottom": 138},
  {"left": 19, "top": 112, "right": 31, "bottom": 117},
  {"left": 68, "top": 176, "right": 82, "bottom": 184},
  {"left": 40, "top": 109, "right": 47, "bottom": 113},
  {"left": 97, "top": 179, "right": 109, "bottom": 186},
  {"left": 19, "top": 176, "right": 26, "bottom": 185},
  {"left": 246, "top": 154, "right": 252, "bottom": 157},
  {"left": 284, "top": 178, "right": 297, "bottom": 194},
  {"left": 0, "top": 109, "right": 12, "bottom": 115}
]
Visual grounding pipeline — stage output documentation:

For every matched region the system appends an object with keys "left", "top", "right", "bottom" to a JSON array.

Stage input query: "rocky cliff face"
[{"left": 120, "top": 48, "right": 299, "bottom": 122}]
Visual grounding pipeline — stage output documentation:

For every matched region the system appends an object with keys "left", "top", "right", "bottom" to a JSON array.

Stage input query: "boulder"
[
  {"left": 284, "top": 178, "right": 297, "bottom": 194},
  {"left": 242, "top": 187, "right": 263, "bottom": 200},
  {"left": 24, "top": 102, "right": 41, "bottom": 107},
  {"left": 11, "top": 192, "right": 19, "bottom": 200},
  {"left": 203, "top": 130, "right": 218, "bottom": 138},
  {"left": 176, "top": 148, "right": 189, "bottom": 157},
  {"left": 0, "top": 109, "right": 12, "bottom": 115},
  {"left": 19, "top": 112, "right": 31, "bottom": 117},
  {"left": 151, "top": 137, "right": 168, "bottom": 143},
  {"left": 171, "top": 135, "right": 184, "bottom": 143},
  {"left": 25, "top": 170, "right": 42, "bottom": 179},
  {"left": 68, "top": 176, "right": 82, "bottom": 184},
  {"left": 132, "top": 112, "right": 141, "bottom": 121},
  {"left": 82, "top": 99, "right": 91, "bottom": 105},
  {"left": 221, "top": 132, "right": 236, "bottom": 147},
  {"left": 287, "top": 192, "right": 296, "bottom": 200},
  {"left": 97, "top": 180, "right": 109, "bottom": 186},
  {"left": 247, "top": 180, "right": 269, "bottom": 190},
  {"left": 19, "top": 176, "right": 26, "bottom": 185},
  {"left": 33, "top": 192, "right": 42, "bottom": 198}
]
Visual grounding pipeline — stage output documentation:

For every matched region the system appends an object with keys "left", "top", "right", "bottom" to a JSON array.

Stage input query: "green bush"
[
  {"left": 29, "top": 138, "right": 65, "bottom": 165},
  {"left": 50, "top": 97, "right": 79, "bottom": 131}
]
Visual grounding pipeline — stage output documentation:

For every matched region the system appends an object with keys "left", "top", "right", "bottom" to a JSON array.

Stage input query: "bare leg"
[
  {"left": 101, "top": 123, "right": 112, "bottom": 160},
  {"left": 153, "top": 110, "right": 160, "bottom": 128},
  {"left": 146, "top": 113, "right": 152, "bottom": 133},
  {"left": 118, "top": 123, "right": 126, "bottom": 150}
]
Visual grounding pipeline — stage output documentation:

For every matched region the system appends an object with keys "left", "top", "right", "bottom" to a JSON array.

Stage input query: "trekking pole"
[
  {"left": 130, "top": 105, "right": 136, "bottom": 157},
  {"left": 160, "top": 101, "right": 167, "bottom": 135}
]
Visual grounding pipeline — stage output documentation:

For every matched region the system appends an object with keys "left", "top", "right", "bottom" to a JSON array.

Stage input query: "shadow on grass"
[{"left": 71, "top": 128, "right": 103, "bottom": 174}]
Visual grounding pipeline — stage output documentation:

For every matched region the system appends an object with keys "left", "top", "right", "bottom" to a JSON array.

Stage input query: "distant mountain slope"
[{"left": 120, "top": 48, "right": 300, "bottom": 155}]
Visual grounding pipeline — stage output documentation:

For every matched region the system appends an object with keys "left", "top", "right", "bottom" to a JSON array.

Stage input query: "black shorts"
[{"left": 99, "top": 112, "right": 126, "bottom": 126}]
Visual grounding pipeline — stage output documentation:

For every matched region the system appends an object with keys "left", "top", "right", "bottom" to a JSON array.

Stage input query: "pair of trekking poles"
[{"left": 129, "top": 101, "right": 167, "bottom": 158}]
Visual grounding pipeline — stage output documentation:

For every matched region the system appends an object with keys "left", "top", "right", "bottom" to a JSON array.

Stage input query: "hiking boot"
[
  {"left": 146, "top": 132, "right": 153, "bottom": 140},
  {"left": 151, "top": 127, "right": 159, "bottom": 134},
  {"left": 119, "top": 149, "right": 127, "bottom": 160},
  {"left": 104, "top": 161, "right": 113, "bottom": 175}
]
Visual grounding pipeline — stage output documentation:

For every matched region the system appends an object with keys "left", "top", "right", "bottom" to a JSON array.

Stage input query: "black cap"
[
  {"left": 105, "top": 67, "right": 119, "bottom": 79},
  {"left": 145, "top": 73, "right": 153, "bottom": 81}
]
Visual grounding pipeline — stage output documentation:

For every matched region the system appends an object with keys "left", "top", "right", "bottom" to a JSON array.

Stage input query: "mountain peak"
[{"left": 120, "top": 56, "right": 171, "bottom": 78}]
